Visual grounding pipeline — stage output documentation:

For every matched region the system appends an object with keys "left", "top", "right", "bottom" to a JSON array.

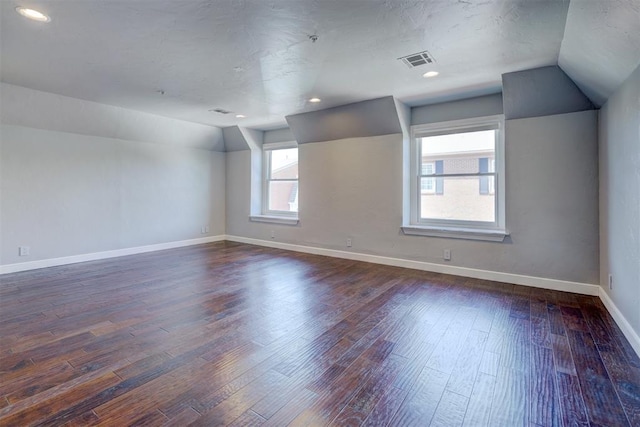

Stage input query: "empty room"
[{"left": 1, "top": 0, "right": 639, "bottom": 426}]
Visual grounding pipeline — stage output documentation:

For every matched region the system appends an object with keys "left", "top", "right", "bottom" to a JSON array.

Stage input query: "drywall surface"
[
  {"left": 411, "top": 93, "right": 503, "bottom": 125},
  {"left": 560, "top": 0, "right": 640, "bottom": 107},
  {"left": 1, "top": 0, "right": 570, "bottom": 129},
  {"left": 505, "top": 111, "right": 599, "bottom": 282},
  {"left": 0, "top": 83, "right": 225, "bottom": 151},
  {"left": 0, "top": 124, "right": 226, "bottom": 266},
  {"left": 502, "top": 66, "right": 594, "bottom": 119},
  {"left": 226, "top": 109, "right": 599, "bottom": 284},
  {"left": 226, "top": 150, "right": 253, "bottom": 225},
  {"left": 286, "top": 97, "right": 401, "bottom": 144},
  {"left": 264, "top": 127, "right": 295, "bottom": 144},
  {"left": 599, "top": 63, "right": 640, "bottom": 337},
  {"left": 223, "top": 126, "right": 250, "bottom": 152}
]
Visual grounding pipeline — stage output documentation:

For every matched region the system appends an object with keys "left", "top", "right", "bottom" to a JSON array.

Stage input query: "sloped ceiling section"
[
  {"left": 286, "top": 96, "right": 402, "bottom": 144},
  {"left": 239, "top": 128, "right": 264, "bottom": 152},
  {"left": 222, "top": 126, "right": 264, "bottom": 151},
  {"left": 0, "top": 83, "right": 225, "bottom": 151},
  {"left": 0, "top": 0, "right": 571, "bottom": 129},
  {"left": 222, "top": 126, "right": 249, "bottom": 152},
  {"left": 559, "top": 0, "right": 640, "bottom": 107},
  {"left": 502, "top": 66, "right": 594, "bottom": 120},
  {"left": 1, "top": 0, "right": 638, "bottom": 131}
]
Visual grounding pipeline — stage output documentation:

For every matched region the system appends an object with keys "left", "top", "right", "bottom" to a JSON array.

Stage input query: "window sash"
[
  {"left": 410, "top": 115, "right": 505, "bottom": 230},
  {"left": 263, "top": 146, "right": 298, "bottom": 217}
]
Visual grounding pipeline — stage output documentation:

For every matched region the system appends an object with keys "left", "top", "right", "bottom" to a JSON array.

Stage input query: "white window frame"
[
  {"left": 262, "top": 141, "right": 299, "bottom": 219},
  {"left": 402, "top": 115, "right": 508, "bottom": 241},
  {"left": 488, "top": 157, "right": 496, "bottom": 195}
]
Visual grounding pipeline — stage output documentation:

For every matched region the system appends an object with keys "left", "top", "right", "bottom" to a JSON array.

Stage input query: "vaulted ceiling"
[{"left": 1, "top": 0, "right": 638, "bottom": 130}]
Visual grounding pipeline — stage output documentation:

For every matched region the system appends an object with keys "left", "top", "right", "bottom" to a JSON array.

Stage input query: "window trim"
[
  {"left": 487, "top": 157, "right": 496, "bottom": 195},
  {"left": 404, "top": 114, "right": 508, "bottom": 241},
  {"left": 249, "top": 214, "right": 299, "bottom": 225},
  {"left": 262, "top": 141, "right": 299, "bottom": 219}
]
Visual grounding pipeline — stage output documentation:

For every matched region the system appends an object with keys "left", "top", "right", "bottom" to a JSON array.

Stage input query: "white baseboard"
[
  {"left": 599, "top": 288, "right": 640, "bottom": 357},
  {"left": 0, "top": 235, "right": 226, "bottom": 275},
  {"left": 224, "top": 235, "right": 600, "bottom": 296}
]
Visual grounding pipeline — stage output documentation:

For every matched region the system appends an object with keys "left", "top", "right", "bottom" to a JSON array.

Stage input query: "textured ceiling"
[
  {"left": 559, "top": 0, "right": 640, "bottom": 107},
  {"left": 0, "top": 1, "right": 637, "bottom": 129}
]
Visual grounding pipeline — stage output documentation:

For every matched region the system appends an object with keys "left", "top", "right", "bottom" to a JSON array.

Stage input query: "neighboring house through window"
[
  {"left": 421, "top": 162, "right": 435, "bottom": 193},
  {"left": 479, "top": 157, "right": 496, "bottom": 195}
]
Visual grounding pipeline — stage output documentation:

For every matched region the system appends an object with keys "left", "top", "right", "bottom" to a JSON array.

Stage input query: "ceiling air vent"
[
  {"left": 398, "top": 51, "right": 434, "bottom": 68},
  {"left": 209, "top": 108, "right": 232, "bottom": 115}
]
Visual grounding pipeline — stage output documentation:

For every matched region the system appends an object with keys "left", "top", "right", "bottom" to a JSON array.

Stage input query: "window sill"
[
  {"left": 249, "top": 215, "right": 299, "bottom": 226},
  {"left": 401, "top": 225, "right": 509, "bottom": 242}
]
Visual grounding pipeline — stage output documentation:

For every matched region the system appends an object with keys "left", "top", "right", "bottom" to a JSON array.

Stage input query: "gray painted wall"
[
  {"left": 394, "top": 99, "right": 412, "bottom": 221},
  {"left": 286, "top": 96, "right": 401, "bottom": 144},
  {"left": 0, "top": 125, "right": 226, "bottom": 265},
  {"left": 0, "top": 86, "right": 227, "bottom": 266},
  {"left": 264, "top": 127, "right": 295, "bottom": 144},
  {"left": 226, "top": 110, "right": 599, "bottom": 284},
  {"left": 411, "top": 93, "right": 503, "bottom": 125},
  {"left": 599, "top": 63, "right": 640, "bottom": 338},
  {"left": 222, "top": 126, "right": 249, "bottom": 152},
  {"left": 502, "top": 66, "right": 594, "bottom": 120},
  {"left": 505, "top": 111, "right": 599, "bottom": 283}
]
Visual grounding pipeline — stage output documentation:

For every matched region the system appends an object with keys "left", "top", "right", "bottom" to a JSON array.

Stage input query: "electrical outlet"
[
  {"left": 204, "top": 225, "right": 210, "bottom": 233},
  {"left": 443, "top": 249, "right": 451, "bottom": 261},
  {"left": 19, "top": 246, "right": 30, "bottom": 256},
  {"left": 200, "top": 226, "right": 206, "bottom": 234},
  {"left": 346, "top": 238, "right": 352, "bottom": 247},
  {"left": 271, "top": 230, "right": 275, "bottom": 239},
  {"left": 608, "top": 274, "right": 613, "bottom": 290}
]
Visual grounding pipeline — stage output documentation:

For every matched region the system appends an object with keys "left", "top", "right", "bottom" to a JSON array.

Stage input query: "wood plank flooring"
[{"left": 1, "top": 241, "right": 639, "bottom": 426}]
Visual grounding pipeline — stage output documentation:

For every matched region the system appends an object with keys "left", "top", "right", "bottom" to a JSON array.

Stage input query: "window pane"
[
  {"left": 421, "top": 130, "right": 495, "bottom": 169},
  {"left": 420, "top": 177, "right": 435, "bottom": 193},
  {"left": 270, "top": 148, "right": 298, "bottom": 179},
  {"left": 268, "top": 180, "right": 298, "bottom": 212},
  {"left": 421, "top": 176, "right": 495, "bottom": 222},
  {"left": 421, "top": 162, "right": 434, "bottom": 175}
]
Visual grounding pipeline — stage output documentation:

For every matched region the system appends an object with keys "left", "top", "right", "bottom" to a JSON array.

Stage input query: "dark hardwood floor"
[{"left": 1, "top": 241, "right": 639, "bottom": 426}]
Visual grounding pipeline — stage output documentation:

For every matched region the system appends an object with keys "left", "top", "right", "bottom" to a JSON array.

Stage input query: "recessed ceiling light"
[
  {"left": 423, "top": 71, "right": 439, "bottom": 78},
  {"left": 309, "top": 97, "right": 321, "bottom": 103},
  {"left": 15, "top": 7, "right": 51, "bottom": 22},
  {"left": 235, "top": 114, "right": 246, "bottom": 119}
]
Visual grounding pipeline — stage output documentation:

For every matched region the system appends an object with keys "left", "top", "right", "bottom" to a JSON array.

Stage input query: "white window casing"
[
  {"left": 250, "top": 141, "right": 299, "bottom": 225},
  {"left": 403, "top": 114, "right": 509, "bottom": 241}
]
